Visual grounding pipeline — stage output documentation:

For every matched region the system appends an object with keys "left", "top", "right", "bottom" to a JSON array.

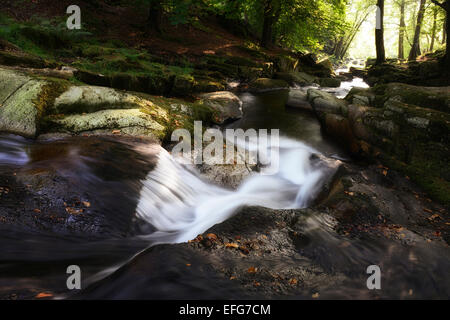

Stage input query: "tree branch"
[{"left": 430, "top": 0, "right": 445, "bottom": 9}]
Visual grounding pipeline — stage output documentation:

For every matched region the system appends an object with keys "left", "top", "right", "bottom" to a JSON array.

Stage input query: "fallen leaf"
[
  {"left": 205, "top": 233, "right": 218, "bottom": 241},
  {"left": 427, "top": 214, "right": 441, "bottom": 221},
  {"left": 382, "top": 170, "right": 388, "bottom": 176},
  {"left": 65, "top": 207, "right": 83, "bottom": 215},
  {"left": 35, "top": 292, "right": 53, "bottom": 299},
  {"left": 186, "top": 263, "right": 191, "bottom": 267},
  {"left": 82, "top": 201, "right": 91, "bottom": 207},
  {"left": 229, "top": 276, "right": 236, "bottom": 280},
  {"left": 33, "top": 208, "right": 41, "bottom": 213},
  {"left": 423, "top": 208, "right": 433, "bottom": 214},
  {"left": 289, "top": 278, "right": 298, "bottom": 285},
  {"left": 225, "top": 242, "right": 239, "bottom": 249},
  {"left": 312, "top": 292, "right": 320, "bottom": 299},
  {"left": 247, "top": 267, "right": 257, "bottom": 273},
  {"left": 239, "top": 246, "right": 250, "bottom": 255}
]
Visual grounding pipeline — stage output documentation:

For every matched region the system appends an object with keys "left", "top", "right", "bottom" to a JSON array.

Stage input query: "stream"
[{"left": 0, "top": 78, "right": 449, "bottom": 299}]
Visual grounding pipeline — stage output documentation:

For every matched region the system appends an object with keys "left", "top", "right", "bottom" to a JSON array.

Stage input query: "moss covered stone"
[{"left": 248, "top": 78, "right": 289, "bottom": 92}]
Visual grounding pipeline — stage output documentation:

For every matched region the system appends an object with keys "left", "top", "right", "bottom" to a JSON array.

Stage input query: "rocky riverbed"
[{"left": 0, "top": 59, "right": 449, "bottom": 299}]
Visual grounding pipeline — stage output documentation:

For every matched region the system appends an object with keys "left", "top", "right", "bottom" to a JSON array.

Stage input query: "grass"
[{"left": 0, "top": 14, "right": 195, "bottom": 82}]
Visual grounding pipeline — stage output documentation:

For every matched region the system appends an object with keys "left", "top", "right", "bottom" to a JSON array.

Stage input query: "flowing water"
[{"left": 0, "top": 79, "right": 449, "bottom": 299}]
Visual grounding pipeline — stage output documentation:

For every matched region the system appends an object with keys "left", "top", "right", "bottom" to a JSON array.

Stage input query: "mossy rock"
[
  {"left": 43, "top": 109, "right": 167, "bottom": 140},
  {"left": 274, "top": 54, "right": 299, "bottom": 72},
  {"left": 248, "top": 78, "right": 289, "bottom": 92},
  {"left": 378, "top": 83, "right": 450, "bottom": 113},
  {"left": 0, "top": 67, "right": 62, "bottom": 137},
  {"left": 318, "top": 77, "right": 341, "bottom": 88},
  {"left": 274, "top": 71, "right": 317, "bottom": 86}
]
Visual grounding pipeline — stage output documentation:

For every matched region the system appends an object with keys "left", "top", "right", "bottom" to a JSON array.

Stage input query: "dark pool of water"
[{"left": 231, "top": 90, "right": 348, "bottom": 158}]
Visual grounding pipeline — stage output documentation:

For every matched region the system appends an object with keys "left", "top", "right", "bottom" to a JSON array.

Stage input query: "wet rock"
[
  {"left": 307, "top": 89, "right": 348, "bottom": 120},
  {"left": 44, "top": 109, "right": 167, "bottom": 140},
  {"left": 286, "top": 89, "right": 312, "bottom": 110},
  {"left": 318, "top": 78, "right": 341, "bottom": 88},
  {"left": 310, "top": 83, "right": 450, "bottom": 205},
  {"left": 198, "top": 91, "right": 243, "bottom": 124},
  {"left": 274, "top": 71, "right": 317, "bottom": 86},
  {"left": 349, "top": 67, "right": 366, "bottom": 78},
  {"left": 379, "top": 83, "right": 450, "bottom": 113},
  {"left": 52, "top": 85, "right": 158, "bottom": 114},
  {"left": 248, "top": 78, "right": 289, "bottom": 92},
  {"left": 0, "top": 68, "right": 47, "bottom": 137}
]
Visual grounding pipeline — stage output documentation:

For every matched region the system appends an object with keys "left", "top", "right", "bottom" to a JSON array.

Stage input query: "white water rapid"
[{"left": 135, "top": 136, "right": 341, "bottom": 244}]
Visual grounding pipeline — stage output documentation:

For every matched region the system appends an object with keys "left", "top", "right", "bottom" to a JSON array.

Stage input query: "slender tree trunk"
[
  {"left": 446, "top": 6, "right": 450, "bottom": 70},
  {"left": 443, "top": 18, "right": 447, "bottom": 44},
  {"left": 431, "top": 0, "right": 449, "bottom": 72},
  {"left": 399, "top": 0, "right": 406, "bottom": 59},
  {"left": 430, "top": 9, "right": 438, "bottom": 51},
  {"left": 408, "top": 0, "right": 427, "bottom": 61},
  {"left": 148, "top": 0, "right": 163, "bottom": 34},
  {"left": 261, "top": 0, "right": 281, "bottom": 48},
  {"left": 375, "top": 0, "right": 386, "bottom": 64}
]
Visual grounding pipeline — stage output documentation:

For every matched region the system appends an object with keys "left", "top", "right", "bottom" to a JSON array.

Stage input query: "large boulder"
[
  {"left": 286, "top": 89, "right": 312, "bottom": 110},
  {"left": 198, "top": 91, "right": 243, "bottom": 124},
  {"left": 44, "top": 109, "right": 167, "bottom": 140},
  {"left": 310, "top": 83, "right": 450, "bottom": 205},
  {"left": 307, "top": 88, "right": 348, "bottom": 121},
  {"left": 318, "top": 77, "right": 341, "bottom": 88},
  {"left": 52, "top": 85, "right": 161, "bottom": 114},
  {"left": 378, "top": 83, "right": 450, "bottom": 113},
  {"left": 0, "top": 68, "right": 48, "bottom": 137},
  {"left": 274, "top": 71, "right": 317, "bottom": 86},
  {"left": 248, "top": 78, "right": 289, "bottom": 93}
]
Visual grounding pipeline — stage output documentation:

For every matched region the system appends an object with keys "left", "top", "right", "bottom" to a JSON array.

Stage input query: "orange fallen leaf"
[
  {"left": 33, "top": 208, "right": 41, "bottom": 213},
  {"left": 65, "top": 207, "right": 83, "bottom": 215},
  {"left": 205, "top": 233, "right": 218, "bottom": 241},
  {"left": 247, "top": 267, "right": 257, "bottom": 273},
  {"left": 35, "top": 292, "right": 53, "bottom": 299},
  {"left": 382, "top": 170, "right": 388, "bottom": 176},
  {"left": 186, "top": 263, "right": 191, "bottom": 267},
  {"left": 112, "top": 130, "right": 121, "bottom": 134},
  {"left": 289, "top": 278, "right": 298, "bottom": 285},
  {"left": 427, "top": 214, "right": 441, "bottom": 221},
  {"left": 82, "top": 201, "right": 91, "bottom": 208},
  {"left": 225, "top": 242, "right": 239, "bottom": 249}
]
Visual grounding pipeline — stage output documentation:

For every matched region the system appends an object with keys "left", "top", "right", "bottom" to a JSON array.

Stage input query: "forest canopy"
[{"left": 139, "top": 0, "right": 447, "bottom": 61}]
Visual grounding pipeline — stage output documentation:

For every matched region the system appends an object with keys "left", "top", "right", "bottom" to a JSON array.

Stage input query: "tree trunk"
[
  {"left": 430, "top": 9, "right": 437, "bottom": 51},
  {"left": 446, "top": 5, "right": 450, "bottom": 71},
  {"left": 431, "top": 0, "right": 449, "bottom": 73},
  {"left": 375, "top": 0, "right": 386, "bottom": 64},
  {"left": 443, "top": 17, "right": 447, "bottom": 44},
  {"left": 148, "top": 0, "right": 163, "bottom": 34},
  {"left": 261, "top": 0, "right": 281, "bottom": 48},
  {"left": 399, "top": 0, "right": 406, "bottom": 59},
  {"left": 408, "top": 0, "right": 427, "bottom": 61}
]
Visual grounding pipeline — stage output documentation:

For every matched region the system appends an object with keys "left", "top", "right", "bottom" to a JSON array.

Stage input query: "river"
[{"left": 0, "top": 78, "right": 449, "bottom": 299}]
